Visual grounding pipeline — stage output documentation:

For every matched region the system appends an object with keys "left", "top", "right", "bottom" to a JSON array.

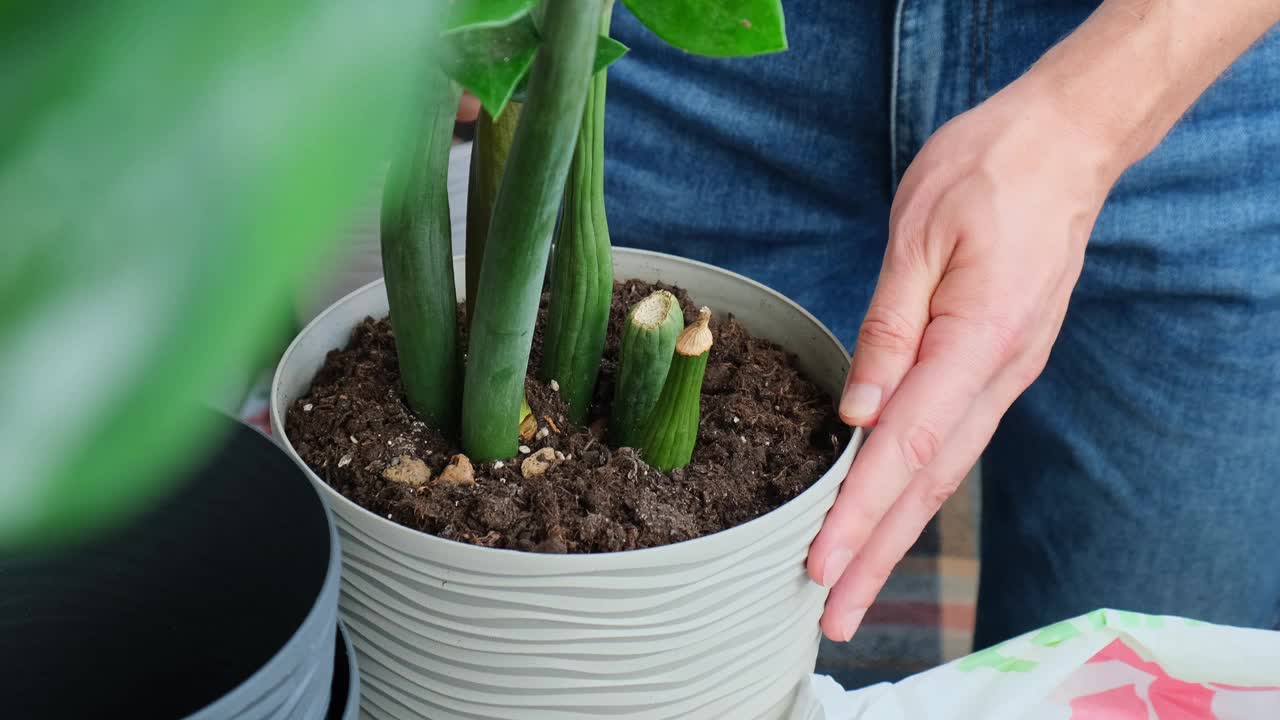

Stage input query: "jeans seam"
[
  {"left": 968, "top": 0, "right": 980, "bottom": 108},
  {"left": 889, "top": 0, "right": 907, "bottom": 191},
  {"left": 983, "top": 0, "right": 994, "bottom": 99}
]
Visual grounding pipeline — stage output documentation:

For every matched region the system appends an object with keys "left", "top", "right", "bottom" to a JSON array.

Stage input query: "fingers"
[
  {"left": 838, "top": 220, "right": 939, "bottom": 428},
  {"left": 818, "top": 312, "right": 1056, "bottom": 641},
  {"left": 808, "top": 310, "right": 1013, "bottom": 585},
  {"left": 818, "top": 375, "right": 1009, "bottom": 641}
]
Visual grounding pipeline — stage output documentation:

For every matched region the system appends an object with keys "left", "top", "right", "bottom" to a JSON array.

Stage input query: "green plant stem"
[
  {"left": 466, "top": 107, "right": 533, "bottom": 439},
  {"left": 539, "top": 2, "right": 615, "bottom": 424},
  {"left": 639, "top": 307, "right": 713, "bottom": 472},
  {"left": 462, "top": 0, "right": 605, "bottom": 461},
  {"left": 464, "top": 104, "right": 523, "bottom": 326},
  {"left": 610, "top": 290, "right": 682, "bottom": 448},
  {"left": 381, "top": 70, "right": 462, "bottom": 435}
]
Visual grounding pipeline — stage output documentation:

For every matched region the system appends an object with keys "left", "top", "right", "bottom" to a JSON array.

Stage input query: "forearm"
[{"left": 1025, "top": 0, "right": 1280, "bottom": 178}]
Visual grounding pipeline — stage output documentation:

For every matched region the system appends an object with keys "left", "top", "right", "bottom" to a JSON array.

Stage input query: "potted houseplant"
[
  {"left": 2, "top": 414, "right": 357, "bottom": 719},
  {"left": 272, "top": 1, "right": 863, "bottom": 717}
]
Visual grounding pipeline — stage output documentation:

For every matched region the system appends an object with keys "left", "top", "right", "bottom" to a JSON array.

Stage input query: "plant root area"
[{"left": 286, "top": 280, "right": 847, "bottom": 553}]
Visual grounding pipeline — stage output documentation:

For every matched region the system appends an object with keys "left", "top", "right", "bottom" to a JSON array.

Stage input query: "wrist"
[
  {"left": 994, "top": 72, "right": 1127, "bottom": 201},
  {"left": 1013, "top": 0, "right": 1280, "bottom": 185},
  {"left": 1019, "top": 52, "right": 1159, "bottom": 183}
]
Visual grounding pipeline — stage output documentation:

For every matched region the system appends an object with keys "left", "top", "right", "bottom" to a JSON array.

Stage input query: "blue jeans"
[{"left": 605, "top": 0, "right": 1280, "bottom": 651}]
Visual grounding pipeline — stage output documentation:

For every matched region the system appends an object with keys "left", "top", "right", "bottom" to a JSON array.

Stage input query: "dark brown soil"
[{"left": 285, "top": 280, "right": 846, "bottom": 553}]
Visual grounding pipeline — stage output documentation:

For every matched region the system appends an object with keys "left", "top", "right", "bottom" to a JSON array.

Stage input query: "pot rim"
[
  {"left": 184, "top": 423, "right": 343, "bottom": 720},
  {"left": 330, "top": 620, "right": 360, "bottom": 720},
  {"left": 270, "top": 247, "right": 859, "bottom": 564}
]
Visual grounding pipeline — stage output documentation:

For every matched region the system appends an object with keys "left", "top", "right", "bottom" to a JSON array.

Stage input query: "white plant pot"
[{"left": 271, "top": 249, "right": 863, "bottom": 720}]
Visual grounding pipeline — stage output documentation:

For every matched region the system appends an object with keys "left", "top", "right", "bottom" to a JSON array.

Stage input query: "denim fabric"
[
  {"left": 605, "top": 0, "right": 893, "bottom": 345},
  {"left": 606, "top": 0, "right": 1280, "bottom": 651}
]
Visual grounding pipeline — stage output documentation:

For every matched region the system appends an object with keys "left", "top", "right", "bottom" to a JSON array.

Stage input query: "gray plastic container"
[
  {"left": 330, "top": 621, "right": 362, "bottom": 720},
  {"left": 273, "top": 250, "right": 863, "bottom": 719},
  {"left": 0, "top": 415, "right": 352, "bottom": 719}
]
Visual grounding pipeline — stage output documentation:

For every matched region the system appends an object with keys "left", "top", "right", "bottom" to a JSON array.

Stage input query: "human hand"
[
  {"left": 806, "top": 77, "right": 1124, "bottom": 641},
  {"left": 457, "top": 92, "right": 481, "bottom": 122}
]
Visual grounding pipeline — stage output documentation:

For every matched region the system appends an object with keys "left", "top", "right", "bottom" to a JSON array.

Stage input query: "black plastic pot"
[{"left": 0, "top": 414, "right": 351, "bottom": 719}]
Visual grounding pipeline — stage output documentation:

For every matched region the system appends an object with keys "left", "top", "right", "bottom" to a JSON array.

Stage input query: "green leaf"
[
  {"left": 620, "top": 0, "right": 787, "bottom": 57},
  {"left": 0, "top": 0, "right": 435, "bottom": 548},
  {"left": 444, "top": 11, "right": 626, "bottom": 120},
  {"left": 442, "top": 0, "right": 536, "bottom": 34},
  {"left": 441, "top": 15, "right": 539, "bottom": 118},
  {"left": 594, "top": 35, "right": 630, "bottom": 70}
]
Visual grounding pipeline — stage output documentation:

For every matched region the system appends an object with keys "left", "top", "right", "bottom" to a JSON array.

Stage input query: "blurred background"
[{"left": 1, "top": 0, "right": 438, "bottom": 549}]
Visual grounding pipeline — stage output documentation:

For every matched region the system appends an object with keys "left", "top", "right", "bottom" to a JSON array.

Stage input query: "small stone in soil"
[
  {"left": 338, "top": 454, "right": 352, "bottom": 468},
  {"left": 521, "top": 447, "right": 558, "bottom": 479},
  {"left": 519, "top": 445, "right": 531, "bottom": 454},
  {"left": 303, "top": 403, "right": 313, "bottom": 412},
  {"left": 550, "top": 379, "right": 560, "bottom": 392},
  {"left": 382, "top": 455, "right": 430, "bottom": 487},
  {"left": 438, "top": 454, "right": 475, "bottom": 485}
]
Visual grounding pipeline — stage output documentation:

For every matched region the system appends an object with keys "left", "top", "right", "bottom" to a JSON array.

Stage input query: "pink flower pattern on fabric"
[
  {"left": 1069, "top": 684, "right": 1148, "bottom": 720},
  {"left": 1069, "top": 639, "right": 1279, "bottom": 719}
]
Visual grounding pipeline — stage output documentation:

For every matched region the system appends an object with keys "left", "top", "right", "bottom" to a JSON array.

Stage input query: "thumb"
[{"left": 841, "top": 241, "right": 936, "bottom": 426}]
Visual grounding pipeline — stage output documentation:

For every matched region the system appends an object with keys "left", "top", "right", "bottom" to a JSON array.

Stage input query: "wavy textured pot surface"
[
  {"left": 272, "top": 249, "right": 862, "bottom": 720},
  {"left": 1, "top": 416, "right": 343, "bottom": 720}
]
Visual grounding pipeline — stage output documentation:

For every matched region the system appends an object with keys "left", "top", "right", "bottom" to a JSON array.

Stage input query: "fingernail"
[
  {"left": 840, "top": 383, "right": 881, "bottom": 424},
  {"left": 821, "top": 549, "right": 854, "bottom": 588},
  {"left": 838, "top": 607, "right": 868, "bottom": 642}
]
